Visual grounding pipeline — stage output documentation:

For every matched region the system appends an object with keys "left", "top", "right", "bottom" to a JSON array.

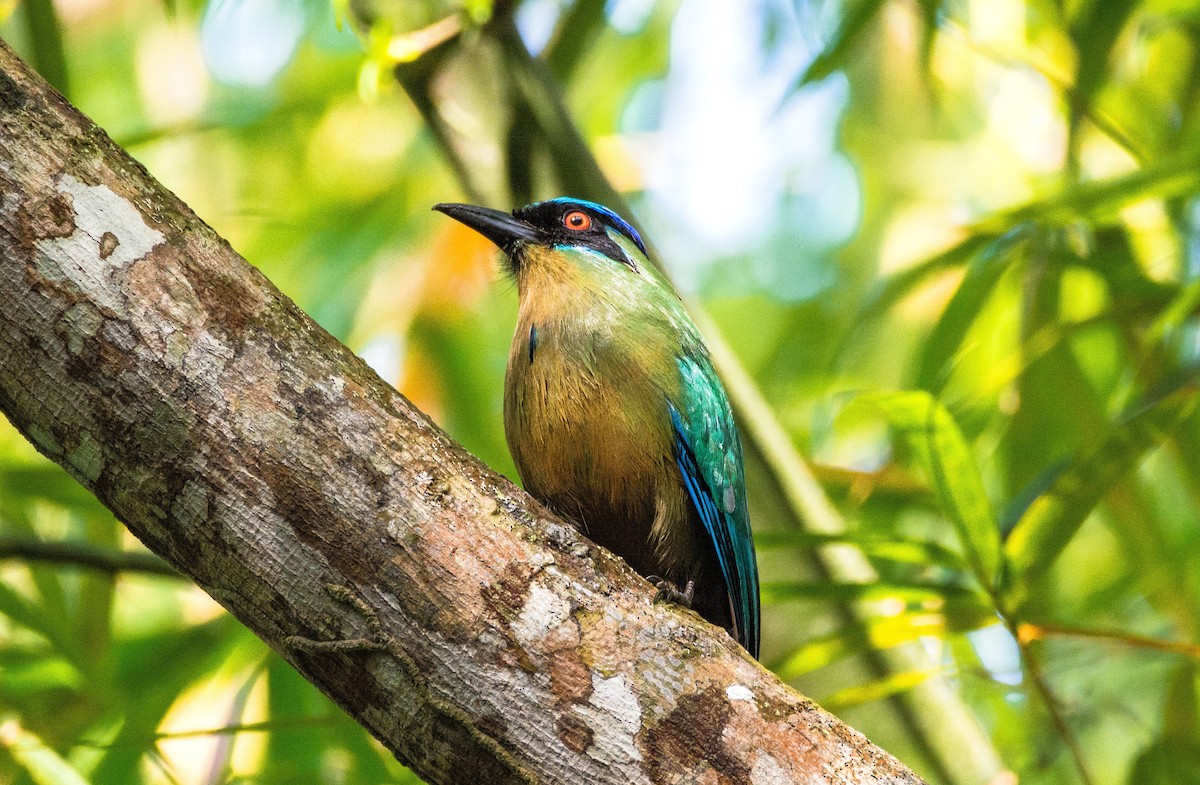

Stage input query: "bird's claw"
[{"left": 651, "top": 577, "right": 695, "bottom": 608}]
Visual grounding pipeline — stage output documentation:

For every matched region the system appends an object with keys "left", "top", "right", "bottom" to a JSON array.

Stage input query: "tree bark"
[{"left": 0, "top": 39, "right": 926, "bottom": 785}]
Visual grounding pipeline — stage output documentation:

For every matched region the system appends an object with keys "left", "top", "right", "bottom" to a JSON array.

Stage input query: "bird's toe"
[{"left": 652, "top": 578, "right": 695, "bottom": 608}]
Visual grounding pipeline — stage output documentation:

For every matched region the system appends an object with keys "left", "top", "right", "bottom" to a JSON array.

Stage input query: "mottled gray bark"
[{"left": 0, "top": 39, "right": 926, "bottom": 785}]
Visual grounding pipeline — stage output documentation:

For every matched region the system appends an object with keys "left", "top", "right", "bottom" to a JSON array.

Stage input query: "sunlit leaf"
[
  {"left": 91, "top": 616, "right": 251, "bottom": 785},
  {"left": 789, "top": 0, "right": 887, "bottom": 89},
  {"left": 761, "top": 578, "right": 975, "bottom": 604},
  {"left": 19, "top": 0, "right": 69, "bottom": 97},
  {"left": 976, "top": 149, "right": 1200, "bottom": 233},
  {"left": 385, "top": 16, "right": 462, "bottom": 64},
  {"left": 856, "top": 151, "right": 1200, "bottom": 345},
  {"left": 915, "top": 228, "right": 1028, "bottom": 391},
  {"left": 754, "top": 530, "right": 968, "bottom": 571},
  {"left": 1005, "top": 382, "right": 1199, "bottom": 604},
  {"left": 0, "top": 649, "right": 82, "bottom": 699},
  {"left": 1150, "top": 275, "right": 1200, "bottom": 344},
  {"left": 849, "top": 233, "right": 993, "bottom": 340},
  {"left": 856, "top": 392, "right": 1002, "bottom": 593},
  {"left": 774, "top": 607, "right": 992, "bottom": 680},
  {"left": 1066, "top": 0, "right": 1139, "bottom": 153},
  {"left": 821, "top": 668, "right": 942, "bottom": 711},
  {"left": 0, "top": 721, "right": 89, "bottom": 785}
]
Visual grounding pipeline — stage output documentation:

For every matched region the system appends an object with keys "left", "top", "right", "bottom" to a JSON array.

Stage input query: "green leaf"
[
  {"left": 915, "top": 0, "right": 942, "bottom": 73},
  {"left": 1163, "top": 662, "right": 1199, "bottom": 746},
  {"left": 0, "top": 721, "right": 90, "bottom": 785},
  {"left": 20, "top": 0, "right": 70, "bottom": 98},
  {"left": 1067, "top": 0, "right": 1139, "bottom": 153},
  {"left": 1150, "top": 274, "right": 1200, "bottom": 345},
  {"left": 915, "top": 229, "right": 1027, "bottom": 391},
  {"left": 856, "top": 391, "right": 1002, "bottom": 593},
  {"left": 0, "top": 465, "right": 112, "bottom": 516},
  {"left": 978, "top": 148, "right": 1200, "bottom": 231},
  {"left": 849, "top": 233, "right": 994, "bottom": 341},
  {"left": 753, "top": 530, "right": 968, "bottom": 571},
  {"left": 0, "top": 579, "right": 85, "bottom": 668},
  {"left": 1004, "top": 383, "right": 1199, "bottom": 604},
  {"left": 773, "top": 608, "right": 992, "bottom": 680},
  {"left": 0, "top": 506, "right": 73, "bottom": 653},
  {"left": 789, "top": 0, "right": 888, "bottom": 89},
  {"left": 542, "top": 0, "right": 608, "bottom": 82},
  {"left": 91, "top": 616, "right": 251, "bottom": 785},
  {"left": 1127, "top": 740, "right": 1200, "bottom": 785},
  {"left": 761, "top": 578, "right": 975, "bottom": 604},
  {"left": 0, "top": 648, "right": 83, "bottom": 699},
  {"left": 262, "top": 656, "right": 333, "bottom": 783},
  {"left": 854, "top": 151, "right": 1200, "bottom": 345},
  {"left": 820, "top": 668, "right": 941, "bottom": 711}
]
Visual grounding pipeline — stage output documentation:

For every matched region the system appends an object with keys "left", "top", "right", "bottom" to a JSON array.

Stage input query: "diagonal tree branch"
[{"left": 0, "top": 39, "right": 924, "bottom": 784}]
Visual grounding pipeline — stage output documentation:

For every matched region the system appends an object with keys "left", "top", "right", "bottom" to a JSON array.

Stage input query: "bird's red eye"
[{"left": 563, "top": 210, "right": 591, "bottom": 231}]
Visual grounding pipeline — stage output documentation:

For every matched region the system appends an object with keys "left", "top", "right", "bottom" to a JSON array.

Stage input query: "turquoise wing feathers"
[{"left": 669, "top": 355, "right": 760, "bottom": 658}]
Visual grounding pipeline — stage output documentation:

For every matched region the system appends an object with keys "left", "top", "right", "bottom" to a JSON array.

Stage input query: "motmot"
[{"left": 434, "top": 197, "right": 760, "bottom": 658}]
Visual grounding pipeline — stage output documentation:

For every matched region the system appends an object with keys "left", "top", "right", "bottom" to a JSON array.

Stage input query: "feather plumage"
[{"left": 434, "top": 198, "right": 761, "bottom": 658}]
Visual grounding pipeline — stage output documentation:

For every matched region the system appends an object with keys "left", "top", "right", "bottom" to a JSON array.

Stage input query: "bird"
[{"left": 433, "top": 197, "right": 760, "bottom": 659}]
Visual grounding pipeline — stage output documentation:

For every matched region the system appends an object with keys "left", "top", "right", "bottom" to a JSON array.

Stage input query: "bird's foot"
[
  {"left": 650, "top": 576, "right": 695, "bottom": 608},
  {"left": 285, "top": 583, "right": 391, "bottom": 655}
]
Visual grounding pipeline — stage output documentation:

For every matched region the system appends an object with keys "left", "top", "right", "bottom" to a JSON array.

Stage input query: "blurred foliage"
[{"left": 2, "top": 0, "right": 1200, "bottom": 784}]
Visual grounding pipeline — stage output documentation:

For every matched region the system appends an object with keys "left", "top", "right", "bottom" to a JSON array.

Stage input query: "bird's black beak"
[{"left": 433, "top": 203, "right": 539, "bottom": 254}]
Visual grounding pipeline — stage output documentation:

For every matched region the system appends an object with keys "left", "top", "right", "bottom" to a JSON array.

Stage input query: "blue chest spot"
[{"left": 528, "top": 324, "right": 538, "bottom": 364}]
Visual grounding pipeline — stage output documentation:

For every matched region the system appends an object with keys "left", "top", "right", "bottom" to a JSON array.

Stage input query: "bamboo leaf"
[
  {"left": 789, "top": 0, "right": 887, "bottom": 89},
  {"left": 761, "top": 578, "right": 975, "bottom": 604},
  {"left": 1005, "top": 382, "right": 1199, "bottom": 605},
  {"left": 754, "top": 530, "right": 968, "bottom": 571},
  {"left": 1066, "top": 0, "right": 1139, "bottom": 152},
  {"left": 857, "top": 391, "right": 1002, "bottom": 593},
  {"left": 0, "top": 721, "right": 90, "bottom": 785},
  {"left": 0, "top": 649, "right": 82, "bottom": 699},
  {"left": 92, "top": 617, "right": 250, "bottom": 785},
  {"left": 20, "top": 0, "right": 69, "bottom": 97},
  {"left": 774, "top": 607, "right": 992, "bottom": 680},
  {"left": 915, "top": 0, "right": 942, "bottom": 73},
  {"left": 542, "top": 0, "right": 608, "bottom": 82},
  {"left": 821, "top": 668, "right": 942, "bottom": 711},
  {"left": 0, "top": 581, "right": 82, "bottom": 667},
  {"left": 1, "top": 465, "right": 112, "bottom": 516},
  {"left": 849, "top": 233, "right": 994, "bottom": 341},
  {"left": 915, "top": 229, "right": 1027, "bottom": 391},
  {"left": 856, "top": 151, "right": 1200, "bottom": 342}
]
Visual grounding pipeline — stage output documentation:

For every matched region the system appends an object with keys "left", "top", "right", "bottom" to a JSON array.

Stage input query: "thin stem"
[
  {"left": 0, "top": 537, "right": 180, "bottom": 577},
  {"left": 1015, "top": 633, "right": 1096, "bottom": 785},
  {"left": 76, "top": 716, "right": 341, "bottom": 747},
  {"left": 1020, "top": 622, "right": 1200, "bottom": 660}
]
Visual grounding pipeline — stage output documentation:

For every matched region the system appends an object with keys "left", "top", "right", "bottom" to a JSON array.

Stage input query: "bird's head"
[{"left": 433, "top": 198, "right": 649, "bottom": 278}]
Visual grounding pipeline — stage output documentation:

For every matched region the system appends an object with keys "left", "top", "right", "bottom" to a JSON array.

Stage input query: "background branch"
[{"left": 0, "top": 537, "right": 178, "bottom": 576}]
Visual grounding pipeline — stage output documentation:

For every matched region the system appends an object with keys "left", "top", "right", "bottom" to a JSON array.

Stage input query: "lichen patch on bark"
[
  {"left": 572, "top": 673, "right": 643, "bottom": 769},
  {"left": 67, "top": 430, "right": 104, "bottom": 482},
  {"left": 513, "top": 580, "right": 572, "bottom": 647},
  {"left": 32, "top": 175, "right": 164, "bottom": 312}
]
